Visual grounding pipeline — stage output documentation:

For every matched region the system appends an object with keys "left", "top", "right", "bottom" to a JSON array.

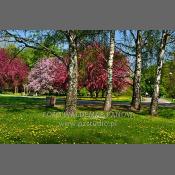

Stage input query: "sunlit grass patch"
[{"left": 0, "top": 95, "right": 175, "bottom": 144}]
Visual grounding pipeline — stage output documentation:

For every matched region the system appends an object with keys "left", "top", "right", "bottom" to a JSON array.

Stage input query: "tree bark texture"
[
  {"left": 104, "top": 30, "right": 115, "bottom": 111},
  {"left": 65, "top": 31, "right": 78, "bottom": 115},
  {"left": 150, "top": 30, "right": 169, "bottom": 116},
  {"left": 131, "top": 30, "right": 142, "bottom": 111}
]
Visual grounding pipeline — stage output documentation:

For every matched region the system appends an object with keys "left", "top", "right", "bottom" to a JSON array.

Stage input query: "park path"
[
  {"left": 142, "top": 97, "right": 171, "bottom": 104},
  {"left": 77, "top": 97, "right": 175, "bottom": 108},
  {"left": 141, "top": 97, "right": 175, "bottom": 107},
  {"left": 0, "top": 97, "right": 174, "bottom": 108}
]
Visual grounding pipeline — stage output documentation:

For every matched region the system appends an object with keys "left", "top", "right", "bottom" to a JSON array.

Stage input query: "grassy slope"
[{"left": 0, "top": 95, "right": 175, "bottom": 144}]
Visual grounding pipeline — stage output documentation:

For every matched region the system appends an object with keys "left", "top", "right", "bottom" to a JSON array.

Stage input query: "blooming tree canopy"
[
  {"left": 6, "top": 58, "right": 29, "bottom": 89},
  {"left": 78, "top": 43, "right": 131, "bottom": 94},
  {"left": 28, "top": 57, "right": 68, "bottom": 95},
  {"left": 0, "top": 49, "right": 29, "bottom": 91},
  {"left": 0, "top": 49, "right": 9, "bottom": 88}
]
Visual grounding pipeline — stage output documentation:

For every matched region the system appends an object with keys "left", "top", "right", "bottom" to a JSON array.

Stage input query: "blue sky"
[{"left": 0, "top": 30, "right": 125, "bottom": 53}]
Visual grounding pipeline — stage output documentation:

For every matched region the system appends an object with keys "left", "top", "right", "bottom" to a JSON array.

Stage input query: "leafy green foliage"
[
  {"left": 6, "top": 42, "right": 65, "bottom": 68},
  {"left": 141, "top": 65, "right": 155, "bottom": 96},
  {"left": 141, "top": 60, "right": 175, "bottom": 98},
  {"left": 161, "top": 61, "right": 175, "bottom": 98},
  {"left": 79, "top": 87, "right": 88, "bottom": 96}
]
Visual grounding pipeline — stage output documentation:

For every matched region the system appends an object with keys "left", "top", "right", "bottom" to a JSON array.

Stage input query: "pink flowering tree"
[
  {"left": 0, "top": 49, "right": 9, "bottom": 90},
  {"left": 78, "top": 43, "right": 131, "bottom": 97},
  {"left": 28, "top": 57, "right": 68, "bottom": 95},
  {"left": 0, "top": 49, "right": 29, "bottom": 93},
  {"left": 7, "top": 58, "right": 29, "bottom": 93}
]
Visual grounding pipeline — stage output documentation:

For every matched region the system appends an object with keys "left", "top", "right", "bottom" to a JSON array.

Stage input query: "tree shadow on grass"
[
  {"left": 134, "top": 106, "right": 150, "bottom": 116},
  {"left": 1, "top": 96, "right": 174, "bottom": 119},
  {"left": 1, "top": 105, "right": 64, "bottom": 114},
  {"left": 78, "top": 103, "right": 131, "bottom": 112},
  {"left": 78, "top": 105, "right": 103, "bottom": 111},
  {"left": 112, "top": 104, "right": 131, "bottom": 111},
  {"left": 132, "top": 106, "right": 175, "bottom": 119},
  {"left": 0, "top": 96, "right": 46, "bottom": 105},
  {"left": 0, "top": 96, "right": 65, "bottom": 105},
  {"left": 158, "top": 107, "right": 175, "bottom": 119}
]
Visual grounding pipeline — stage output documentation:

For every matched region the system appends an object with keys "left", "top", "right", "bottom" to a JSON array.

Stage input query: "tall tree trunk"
[
  {"left": 104, "top": 30, "right": 115, "bottom": 111},
  {"left": 131, "top": 30, "right": 142, "bottom": 111},
  {"left": 65, "top": 31, "right": 78, "bottom": 115},
  {"left": 150, "top": 30, "right": 169, "bottom": 116},
  {"left": 14, "top": 86, "right": 18, "bottom": 94}
]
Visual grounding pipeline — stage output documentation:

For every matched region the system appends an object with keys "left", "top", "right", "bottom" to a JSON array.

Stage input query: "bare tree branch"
[
  {"left": 1, "top": 30, "right": 66, "bottom": 64},
  {"left": 129, "top": 30, "right": 136, "bottom": 41},
  {"left": 115, "top": 45, "right": 136, "bottom": 57}
]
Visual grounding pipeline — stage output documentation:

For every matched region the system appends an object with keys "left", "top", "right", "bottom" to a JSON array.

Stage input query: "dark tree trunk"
[
  {"left": 102, "top": 89, "right": 106, "bottom": 98},
  {"left": 96, "top": 91, "right": 99, "bottom": 98},
  {"left": 46, "top": 96, "right": 56, "bottom": 107},
  {"left": 65, "top": 31, "right": 78, "bottom": 115},
  {"left": 104, "top": 30, "right": 115, "bottom": 111},
  {"left": 150, "top": 30, "right": 169, "bottom": 116},
  {"left": 21, "top": 85, "right": 25, "bottom": 96},
  {"left": 131, "top": 30, "right": 142, "bottom": 111},
  {"left": 90, "top": 91, "right": 93, "bottom": 98}
]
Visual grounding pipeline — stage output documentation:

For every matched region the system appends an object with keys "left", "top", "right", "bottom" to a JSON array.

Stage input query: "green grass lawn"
[
  {"left": 78, "top": 95, "right": 131, "bottom": 102},
  {"left": 0, "top": 94, "right": 175, "bottom": 144}
]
